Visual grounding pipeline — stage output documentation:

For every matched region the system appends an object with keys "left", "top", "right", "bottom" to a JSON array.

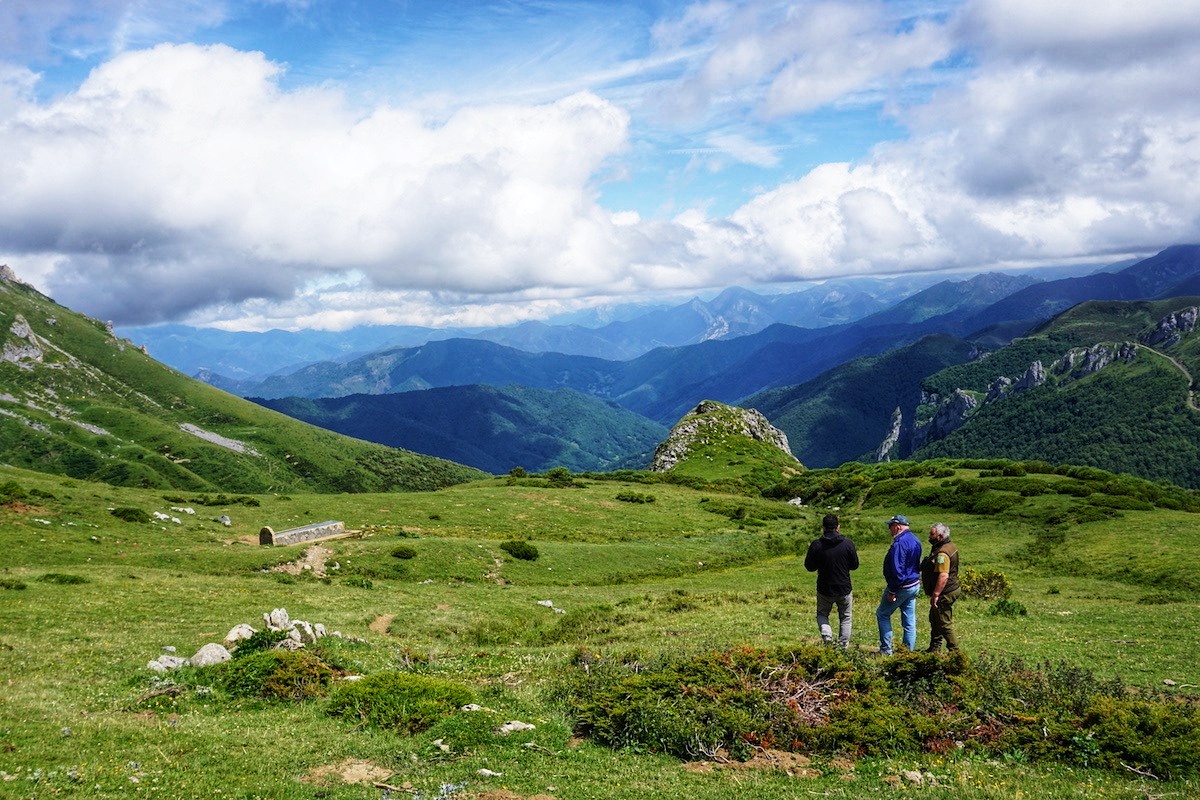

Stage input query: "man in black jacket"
[{"left": 804, "top": 513, "right": 860, "bottom": 648}]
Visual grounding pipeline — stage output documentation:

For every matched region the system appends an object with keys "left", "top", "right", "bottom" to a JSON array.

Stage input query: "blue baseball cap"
[{"left": 886, "top": 514, "right": 909, "bottom": 526}]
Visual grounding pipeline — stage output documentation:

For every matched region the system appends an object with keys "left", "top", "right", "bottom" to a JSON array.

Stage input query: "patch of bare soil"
[
  {"left": 300, "top": 759, "right": 393, "bottom": 787},
  {"left": 681, "top": 749, "right": 826, "bottom": 778},
  {"left": 466, "top": 790, "right": 557, "bottom": 800},
  {"left": 270, "top": 545, "right": 332, "bottom": 577},
  {"left": 369, "top": 613, "right": 395, "bottom": 635}
]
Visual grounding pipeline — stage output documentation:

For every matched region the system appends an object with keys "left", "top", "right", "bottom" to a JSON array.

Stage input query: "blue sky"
[{"left": 2, "top": 0, "right": 1199, "bottom": 331}]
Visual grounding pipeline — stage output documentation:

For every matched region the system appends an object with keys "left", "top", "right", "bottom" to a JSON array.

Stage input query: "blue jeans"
[{"left": 876, "top": 584, "right": 920, "bottom": 654}]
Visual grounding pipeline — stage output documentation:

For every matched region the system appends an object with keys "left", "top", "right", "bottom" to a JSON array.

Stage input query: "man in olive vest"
[{"left": 921, "top": 522, "right": 960, "bottom": 652}]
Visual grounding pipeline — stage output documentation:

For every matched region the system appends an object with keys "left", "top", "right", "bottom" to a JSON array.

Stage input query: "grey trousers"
[{"left": 816, "top": 590, "right": 853, "bottom": 648}]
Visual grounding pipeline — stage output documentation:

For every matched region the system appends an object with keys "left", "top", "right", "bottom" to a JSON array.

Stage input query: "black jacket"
[{"left": 804, "top": 531, "right": 860, "bottom": 596}]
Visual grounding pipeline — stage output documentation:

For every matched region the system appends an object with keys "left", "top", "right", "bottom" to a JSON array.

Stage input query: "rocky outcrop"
[
  {"left": 874, "top": 407, "right": 903, "bottom": 462},
  {"left": 1052, "top": 343, "right": 1137, "bottom": 378},
  {"left": 910, "top": 389, "right": 979, "bottom": 452},
  {"left": 1141, "top": 307, "right": 1198, "bottom": 348},
  {"left": 2, "top": 314, "right": 46, "bottom": 367},
  {"left": 650, "top": 400, "right": 798, "bottom": 472}
]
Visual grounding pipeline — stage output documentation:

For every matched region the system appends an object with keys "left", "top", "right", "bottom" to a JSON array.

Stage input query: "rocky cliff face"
[
  {"left": 650, "top": 399, "right": 798, "bottom": 472},
  {"left": 880, "top": 306, "right": 1193, "bottom": 462}
]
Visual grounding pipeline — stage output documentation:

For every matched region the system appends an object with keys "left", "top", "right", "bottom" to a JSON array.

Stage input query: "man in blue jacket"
[{"left": 875, "top": 514, "right": 923, "bottom": 655}]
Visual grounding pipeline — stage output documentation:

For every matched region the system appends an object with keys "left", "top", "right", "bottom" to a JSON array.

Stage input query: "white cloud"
[
  {"left": 3, "top": 1, "right": 1200, "bottom": 331},
  {"left": 650, "top": 1, "right": 956, "bottom": 122},
  {"left": 0, "top": 43, "right": 634, "bottom": 324}
]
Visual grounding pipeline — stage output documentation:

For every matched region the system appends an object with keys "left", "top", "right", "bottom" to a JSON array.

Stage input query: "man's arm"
[{"left": 930, "top": 572, "right": 949, "bottom": 607}]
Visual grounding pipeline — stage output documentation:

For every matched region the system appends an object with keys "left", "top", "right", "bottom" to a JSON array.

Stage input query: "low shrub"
[
  {"left": 36, "top": 573, "right": 89, "bottom": 585},
  {"left": 221, "top": 650, "right": 334, "bottom": 701},
  {"left": 615, "top": 491, "right": 656, "bottom": 504},
  {"left": 0, "top": 480, "right": 28, "bottom": 504},
  {"left": 559, "top": 646, "right": 1199, "bottom": 778},
  {"left": 1088, "top": 494, "right": 1155, "bottom": 511},
  {"left": 500, "top": 540, "right": 539, "bottom": 561},
  {"left": 959, "top": 568, "right": 1012, "bottom": 600},
  {"left": 1, "top": 579, "right": 27, "bottom": 590},
  {"left": 327, "top": 672, "right": 474, "bottom": 733},
  {"left": 391, "top": 545, "right": 417, "bottom": 559},
  {"left": 988, "top": 598, "right": 1027, "bottom": 617},
  {"left": 231, "top": 629, "right": 291, "bottom": 657},
  {"left": 110, "top": 507, "right": 150, "bottom": 523}
]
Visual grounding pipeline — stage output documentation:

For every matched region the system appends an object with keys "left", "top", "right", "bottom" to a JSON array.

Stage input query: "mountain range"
[
  {"left": 228, "top": 245, "right": 1200, "bottom": 480},
  {"left": 122, "top": 262, "right": 1108, "bottom": 379},
  {"left": 9, "top": 245, "right": 1200, "bottom": 486}
]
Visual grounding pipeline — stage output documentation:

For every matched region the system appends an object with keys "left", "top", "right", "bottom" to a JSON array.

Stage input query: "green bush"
[
  {"left": 560, "top": 646, "right": 1198, "bottom": 777},
  {"left": 988, "top": 598, "right": 1027, "bottom": 617},
  {"left": 1082, "top": 695, "right": 1200, "bottom": 779},
  {"left": 231, "top": 629, "right": 291, "bottom": 657},
  {"left": 326, "top": 672, "right": 474, "bottom": 733},
  {"left": 0, "top": 480, "right": 28, "bottom": 504},
  {"left": 959, "top": 568, "right": 1012, "bottom": 600},
  {"left": 391, "top": 545, "right": 417, "bottom": 559},
  {"left": 220, "top": 650, "right": 334, "bottom": 701},
  {"left": 110, "top": 506, "right": 150, "bottom": 523},
  {"left": 615, "top": 491, "right": 656, "bottom": 504},
  {"left": 36, "top": 573, "right": 89, "bottom": 585},
  {"left": 500, "top": 540, "right": 539, "bottom": 561},
  {"left": 1, "top": 579, "right": 27, "bottom": 590},
  {"left": 1088, "top": 494, "right": 1155, "bottom": 511}
]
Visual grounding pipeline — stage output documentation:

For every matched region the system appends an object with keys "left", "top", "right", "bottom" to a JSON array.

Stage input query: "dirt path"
[
  {"left": 368, "top": 614, "right": 395, "bottom": 636},
  {"left": 270, "top": 545, "right": 333, "bottom": 577}
]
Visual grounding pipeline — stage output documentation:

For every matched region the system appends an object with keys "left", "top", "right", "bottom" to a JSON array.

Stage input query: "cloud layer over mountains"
[{"left": 2, "top": 0, "right": 1199, "bottom": 330}]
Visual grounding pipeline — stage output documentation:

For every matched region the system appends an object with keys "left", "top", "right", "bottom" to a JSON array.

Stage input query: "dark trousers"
[{"left": 927, "top": 588, "right": 960, "bottom": 651}]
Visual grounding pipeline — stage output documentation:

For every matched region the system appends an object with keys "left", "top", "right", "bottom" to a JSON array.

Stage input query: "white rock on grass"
[
  {"left": 224, "top": 624, "right": 257, "bottom": 648},
  {"left": 188, "top": 643, "right": 232, "bottom": 667},
  {"left": 147, "top": 654, "right": 187, "bottom": 672}
]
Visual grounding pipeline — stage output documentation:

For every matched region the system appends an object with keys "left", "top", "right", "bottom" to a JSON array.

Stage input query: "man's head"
[
  {"left": 822, "top": 513, "right": 839, "bottom": 532},
  {"left": 886, "top": 514, "right": 909, "bottom": 533},
  {"left": 929, "top": 522, "right": 951, "bottom": 544}
]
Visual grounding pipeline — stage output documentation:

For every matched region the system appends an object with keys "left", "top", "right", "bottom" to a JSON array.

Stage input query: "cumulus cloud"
[
  {"left": 655, "top": 0, "right": 1200, "bottom": 283},
  {"left": 0, "top": 43, "right": 635, "bottom": 324},
  {"left": 3, "top": 0, "right": 1200, "bottom": 330}
]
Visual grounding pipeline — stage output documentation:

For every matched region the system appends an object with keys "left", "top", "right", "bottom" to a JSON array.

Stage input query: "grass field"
[{"left": 2, "top": 464, "right": 1198, "bottom": 799}]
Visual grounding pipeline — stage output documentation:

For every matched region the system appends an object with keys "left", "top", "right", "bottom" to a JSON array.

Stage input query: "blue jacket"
[{"left": 883, "top": 529, "right": 922, "bottom": 591}]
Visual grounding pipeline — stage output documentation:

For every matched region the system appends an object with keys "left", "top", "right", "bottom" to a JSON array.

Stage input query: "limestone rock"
[
  {"left": 650, "top": 400, "right": 798, "bottom": 472},
  {"left": 188, "top": 643, "right": 231, "bottom": 667},
  {"left": 224, "top": 623, "right": 257, "bottom": 648}
]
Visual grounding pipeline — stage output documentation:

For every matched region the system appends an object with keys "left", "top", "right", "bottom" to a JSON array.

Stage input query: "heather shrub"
[
  {"left": 327, "top": 672, "right": 474, "bottom": 733},
  {"left": 558, "top": 646, "right": 1199, "bottom": 778},
  {"left": 959, "top": 567, "right": 1012, "bottom": 600},
  {"left": 111, "top": 506, "right": 150, "bottom": 523},
  {"left": 500, "top": 539, "right": 539, "bottom": 561},
  {"left": 231, "top": 628, "right": 290, "bottom": 657},
  {"left": 221, "top": 650, "right": 334, "bottom": 701}
]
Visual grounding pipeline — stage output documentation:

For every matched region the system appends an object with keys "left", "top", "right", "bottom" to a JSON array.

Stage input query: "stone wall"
[{"left": 259, "top": 520, "right": 347, "bottom": 547}]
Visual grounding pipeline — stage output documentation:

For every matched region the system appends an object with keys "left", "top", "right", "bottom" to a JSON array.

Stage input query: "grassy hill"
[
  {"left": 0, "top": 275, "right": 485, "bottom": 493},
  {"left": 2, "top": 455, "right": 1198, "bottom": 799}
]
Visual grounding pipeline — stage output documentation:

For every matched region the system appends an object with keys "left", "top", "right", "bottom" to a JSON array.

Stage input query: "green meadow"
[{"left": 2, "top": 462, "right": 1198, "bottom": 799}]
